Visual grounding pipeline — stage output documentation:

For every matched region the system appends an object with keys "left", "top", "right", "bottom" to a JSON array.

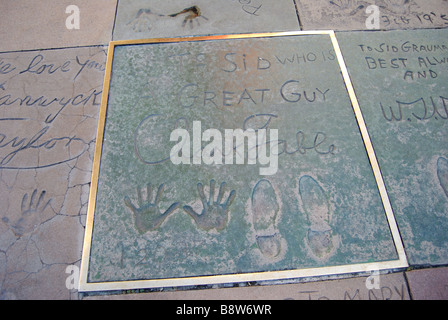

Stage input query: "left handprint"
[
  {"left": 10, "top": 189, "right": 51, "bottom": 236},
  {"left": 124, "top": 183, "right": 180, "bottom": 234}
]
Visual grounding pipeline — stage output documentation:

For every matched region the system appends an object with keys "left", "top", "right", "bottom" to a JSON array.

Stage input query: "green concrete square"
[
  {"left": 337, "top": 29, "right": 448, "bottom": 265},
  {"left": 81, "top": 33, "right": 404, "bottom": 290}
]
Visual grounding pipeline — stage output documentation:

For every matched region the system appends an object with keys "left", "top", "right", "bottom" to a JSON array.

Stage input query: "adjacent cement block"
[
  {"left": 295, "top": 0, "right": 448, "bottom": 31},
  {"left": 113, "top": 0, "right": 300, "bottom": 40},
  {"left": 336, "top": 29, "right": 448, "bottom": 265},
  {"left": 82, "top": 33, "right": 404, "bottom": 292},
  {"left": 0, "top": 46, "right": 107, "bottom": 299},
  {"left": 0, "top": 0, "right": 117, "bottom": 52},
  {"left": 406, "top": 267, "right": 448, "bottom": 300}
]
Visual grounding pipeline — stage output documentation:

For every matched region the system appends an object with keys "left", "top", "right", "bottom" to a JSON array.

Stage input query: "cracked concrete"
[{"left": 0, "top": 46, "right": 106, "bottom": 299}]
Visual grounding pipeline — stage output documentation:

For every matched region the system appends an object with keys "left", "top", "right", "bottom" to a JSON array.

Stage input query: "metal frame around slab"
[{"left": 79, "top": 30, "right": 408, "bottom": 292}]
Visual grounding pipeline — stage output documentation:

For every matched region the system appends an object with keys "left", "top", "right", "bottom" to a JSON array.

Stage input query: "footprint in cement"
[
  {"left": 251, "top": 179, "right": 284, "bottom": 259},
  {"left": 437, "top": 157, "right": 448, "bottom": 199},
  {"left": 299, "top": 176, "right": 338, "bottom": 261}
]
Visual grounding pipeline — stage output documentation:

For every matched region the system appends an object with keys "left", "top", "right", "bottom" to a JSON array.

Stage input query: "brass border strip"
[
  {"left": 79, "top": 31, "right": 408, "bottom": 292},
  {"left": 110, "top": 30, "right": 333, "bottom": 46},
  {"left": 80, "top": 260, "right": 405, "bottom": 292},
  {"left": 79, "top": 41, "right": 116, "bottom": 289},
  {"left": 329, "top": 31, "right": 408, "bottom": 267}
]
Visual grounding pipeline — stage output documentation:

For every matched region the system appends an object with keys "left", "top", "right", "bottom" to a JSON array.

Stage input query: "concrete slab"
[
  {"left": 406, "top": 267, "right": 448, "bottom": 299},
  {"left": 0, "top": 0, "right": 446, "bottom": 301},
  {"left": 80, "top": 32, "right": 406, "bottom": 292},
  {"left": 336, "top": 29, "right": 448, "bottom": 265},
  {"left": 113, "top": 0, "right": 300, "bottom": 40},
  {"left": 0, "top": 0, "right": 117, "bottom": 52},
  {"left": 84, "top": 272, "right": 410, "bottom": 300},
  {"left": 0, "top": 46, "right": 107, "bottom": 299},
  {"left": 294, "top": 0, "right": 448, "bottom": 31}
]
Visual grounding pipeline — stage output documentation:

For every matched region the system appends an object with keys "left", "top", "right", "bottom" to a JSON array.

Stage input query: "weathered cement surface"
[
  {"left": 113, "top": 0, "right": 300, "bottom": 40},
  {"left": 0, "top": 47, "right": 107, "bottom": 299},
  {"left": 337, "top": 28, "right": 448, "bottom": 265},
  {"left": 0, "top": 0, "right": 117, "bottom": 52},
  {"left": 295, "top": 0, "right": 448, "bottom": 31},
  {"left": 87, "top": 34, "right": 398, "bottom": 286}
]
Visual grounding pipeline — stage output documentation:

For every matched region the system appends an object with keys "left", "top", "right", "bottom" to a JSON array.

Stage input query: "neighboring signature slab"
[
  {"left": 79, "top": 32, "right": 407, "bottom": 292},
  {"left": 0, "top": 0, "right": 116, "bottom": 52},
  {"left": 294, "top": 0, "right": 448, "bottom": 31},
  {"left": 0, "top": 46, "right": 107, "bottom": 299},
  {"left": 113, "top": 0, "right": 300, "bottom": 40},
  {"left": 336, "top": 29, "right": 448, "bottom": 265}
]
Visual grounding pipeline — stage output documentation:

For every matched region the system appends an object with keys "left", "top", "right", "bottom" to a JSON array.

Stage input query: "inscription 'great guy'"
[{"left": 173, "top": 50, "right": 333, "bottom": 109}]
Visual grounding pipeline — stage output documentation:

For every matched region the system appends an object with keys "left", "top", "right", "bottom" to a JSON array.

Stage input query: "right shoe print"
[{"left": 299, "top": 175, "right": 339, "bottom": 261}]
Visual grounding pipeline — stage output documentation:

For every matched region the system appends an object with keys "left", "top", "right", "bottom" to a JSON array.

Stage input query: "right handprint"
[{"left": 183, "top": 180, "right": 236, "bottom": 232}]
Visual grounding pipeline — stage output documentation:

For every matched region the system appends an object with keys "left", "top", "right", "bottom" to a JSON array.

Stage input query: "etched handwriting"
[
  {"left": 0, "top": 59, "right": 17, "bottom": 75},
  {"left": 418, "top": 56, "right": 448, "bottom": 67},
  {"left": 134, "top": 113, "right": 335, "bottom": 167},
  {"left": 0, "top": 89, "right": 102, "bottom": 123},
  {"left": 275, "top": 50, "right": 335, "bottom": 64},
  {"left": 359, "top": 42, "right": 448, "bottom": 54},
  {"left": 287, "top": 285, "right": 406, "bottom": 300},
  {"left": 358, "top": 41, "right": 447, "bottom": 81},
  {"left": 221, "top": 52, "right": 271, "bottom": 72},
  {"left": 177, "top": 80, "right": 330, "bottom": 108},
  {"left": 74, "top": 55, "right": 106, "bottom": 81},
  {"left": 168, "top": 52, "right": 206, "bottom": 73},
  {"left": 19, "top": 54, "right": 71, "bottom": 76},
  {"left": 0, "top": 126, "right": 88, "bottom": 169},
  {"left": 380, "top": 96, "right": 448, "bottom": 122},
  {"left": 379, "top": 12, "right": 448, "bottom": 28},
  {"left": 364, "top": 57, "right": 408, "bottom": 69},
  {"left": 233, "top": 0, "right": 262, "bottom": 16}
]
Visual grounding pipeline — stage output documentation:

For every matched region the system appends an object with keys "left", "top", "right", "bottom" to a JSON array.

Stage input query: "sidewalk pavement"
[{"left": 0, "top": 0, "right": 447, "bottom": 300}]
